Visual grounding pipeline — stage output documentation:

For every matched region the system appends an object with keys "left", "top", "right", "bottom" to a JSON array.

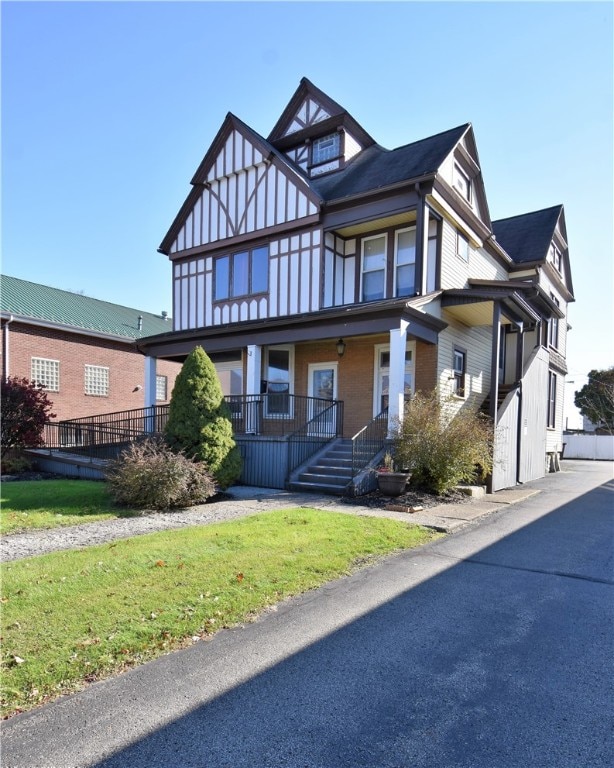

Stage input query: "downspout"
[{"left": 2, "top": 315, "right": 14, "bottom": 381}]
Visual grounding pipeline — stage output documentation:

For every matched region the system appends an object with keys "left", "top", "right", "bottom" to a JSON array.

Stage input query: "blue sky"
[{"left": 2, "top": 1, "right": 613, "bottom": 419}]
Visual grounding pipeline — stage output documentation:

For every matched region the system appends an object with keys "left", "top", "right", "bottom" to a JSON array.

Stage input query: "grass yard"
[
  {"left": 1, "top": 508, "right": 440, "bottom": 717},
  {"left": 0, "top": 479, "right": 139, "bottom": 534}
]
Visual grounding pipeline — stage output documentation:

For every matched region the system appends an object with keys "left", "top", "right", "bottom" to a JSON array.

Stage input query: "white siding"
[
  {"left": 440, "top": 219, "right": 470, "bottom": 290},
  {"left": 437, "top": 314, "right": 493, "bottom": 415},
  {"left": 169, "top": 130, "right": 318, "bottom": 255},
  {"left": 469, "top": 246, "right": 509, "bottom": 281}
]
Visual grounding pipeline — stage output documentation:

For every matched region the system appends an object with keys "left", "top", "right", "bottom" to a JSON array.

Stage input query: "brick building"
[{"left": 1, "top": 275, "right": 181, "bottom": 422}]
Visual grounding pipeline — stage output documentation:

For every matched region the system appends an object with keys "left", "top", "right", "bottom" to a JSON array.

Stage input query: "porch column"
[
  {"left": 246, "top": 345, "right": 262, "bottom": 434},
  {"left": 388, "top": 320, "right": 409, "bottom": 437},
  {"left": 515, "top": 323, "right": 525, "bottom": 382},
  {"left": 490, "top": 302, "right": 501, "bottom": 421},
  {"left": 143, "top": 356, "right": 157, "bottom": 434}
]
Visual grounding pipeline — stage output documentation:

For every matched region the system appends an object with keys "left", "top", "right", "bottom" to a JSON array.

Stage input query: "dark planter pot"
[{"left": 377, "top": 472, "right": 411, "bottom": 497}]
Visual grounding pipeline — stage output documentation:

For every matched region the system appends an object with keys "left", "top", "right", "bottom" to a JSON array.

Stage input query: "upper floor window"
[
  {"left": 312, "top": 133, "right": 341, "bottom": 165},
  {"left": 453, "top": 164, "right": 472, "bottom": 202},
  {"left": 395, "top": 228, "right": 416, "bottom": 297},
  {"left": 215, "top": 245, "right": 269, "bottom": 301},
  {"left": 31, "top": 357, "right": 59, "bottom": 392},
  {"left": 453, "top": 348, "right": 466, "bottom": 397},
  {"left": 85, "top": 365, "right": 109, "bottom": 396},
  {"left": 457, "top": 232, "right": 470, "bottom": 261},
  {"left": 361, "top": 234, "right": 387, "bottom": 302}
]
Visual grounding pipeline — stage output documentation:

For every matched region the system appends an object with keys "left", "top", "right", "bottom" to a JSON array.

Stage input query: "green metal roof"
[{"left": 0, "top": 275, "right": 172, "bottom": 341}]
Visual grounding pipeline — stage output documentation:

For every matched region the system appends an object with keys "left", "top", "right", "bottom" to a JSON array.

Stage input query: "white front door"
[{"left": 307, "top": 362, "right": 338, "bottom": 435}]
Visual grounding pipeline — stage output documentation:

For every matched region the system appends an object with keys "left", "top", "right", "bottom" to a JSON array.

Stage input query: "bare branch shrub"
[
  {"left": 106, "top": 438, "right": 215, "bottom": 510},
  {"left": 393, "top": 390, "right": 493, "bottom": 495}
]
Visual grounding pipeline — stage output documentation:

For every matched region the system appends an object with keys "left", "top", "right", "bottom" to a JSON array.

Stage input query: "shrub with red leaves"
[{"left": 1, "top": 377, "right": 56, "bottom": 458}]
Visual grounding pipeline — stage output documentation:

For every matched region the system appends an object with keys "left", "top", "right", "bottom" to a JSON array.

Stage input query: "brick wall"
[
  {"left": 294, "top": 334, "right": 438, "bottom": 438},
  {"left": 2, "top": 322, "right": 181, "bottom": 422}
]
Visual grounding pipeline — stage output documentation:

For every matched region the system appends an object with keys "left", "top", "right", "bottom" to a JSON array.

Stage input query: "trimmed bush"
[
  {"left": 106, "top": 438, "right": 216, "bottom": 510},
  {"left": 164, "top": 346, "right": 242, "bottom": 489},
  {"left": 393, "top": 390, "right": 493, "bottom": 495}
]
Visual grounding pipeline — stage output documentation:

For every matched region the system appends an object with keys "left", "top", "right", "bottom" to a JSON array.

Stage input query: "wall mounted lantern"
[{"left": 336, "top": 338, "right": 346, "bottom": 357}]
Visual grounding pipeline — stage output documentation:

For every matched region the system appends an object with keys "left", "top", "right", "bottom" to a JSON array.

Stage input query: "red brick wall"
[
  {"left": 2, "top": 323, "right": 181, "bottom": 422},
  {"left": 294, "top": 334, "right": 438, "bottom": 438}
]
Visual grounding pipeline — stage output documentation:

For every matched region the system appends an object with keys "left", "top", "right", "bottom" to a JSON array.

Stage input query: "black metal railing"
[
  {"left": 287, "top": 399, "right": 344, "bottom": 475},
  {"left": 37, "top": 422, "right": 138, "bottom": 461},
  {"left": 350, "top": 407, "right": 389, "bottom": 477},
  {"left": 58, "top": 405, "right": 170, "bottom": 438},
  {"left": 225, "top": 394, "right": 343, "bottom": 438}
]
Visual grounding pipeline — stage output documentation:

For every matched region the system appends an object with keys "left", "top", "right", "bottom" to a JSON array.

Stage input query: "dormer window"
[
  {"left": 453, "top": 163, "right": 472, "bottom": 202},
  {"left": 312, "top": 133, "right": 341, "bottom": 165}
]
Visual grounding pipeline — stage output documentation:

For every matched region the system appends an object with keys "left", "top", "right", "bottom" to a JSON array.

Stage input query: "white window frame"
[
  {"left": 31, "top": 357, "right": 60, "bottom": 392},
  {"left": 548, "top": 294, "right": 560, "bottom": 350},
  {"left": 360, "top": 233, "right": 388, "bottom": 302},
  {"left": 457, "top": 231, "right": 470, "bottom": 262},
  {"left": 84, "top": 364, "right": 109, "bottom": 397},
  {"left": 547, "top": 371, "right": 557, "bottom": 429},
  {"left": 453, "top": 163, "right": 472, "bottom": 202},
  {"left": 372, "top": 342, "right": 416, "bottom": 417},
  {"left": 156, "top": 374, "right": 168, "bottom": 402},
  {"left": 393, "top": 227, "right": 417, "bottom": 298}
]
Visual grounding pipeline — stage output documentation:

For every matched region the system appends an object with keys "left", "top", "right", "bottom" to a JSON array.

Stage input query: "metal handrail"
[
  {"left": 286, "top": 399, "right": 344, "bottom": 474},
  {"left": 350, "top": 407, "right": 389, "bottom": 477}
]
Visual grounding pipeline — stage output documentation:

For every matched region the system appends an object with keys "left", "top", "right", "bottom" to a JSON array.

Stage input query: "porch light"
[{"left": 336, "top": 338, "right": 346, "bottom": 357}]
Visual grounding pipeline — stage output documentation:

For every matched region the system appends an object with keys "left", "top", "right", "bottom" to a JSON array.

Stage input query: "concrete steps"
[{"left": 288, "top": 439, "right": 354, "bottom": 496}]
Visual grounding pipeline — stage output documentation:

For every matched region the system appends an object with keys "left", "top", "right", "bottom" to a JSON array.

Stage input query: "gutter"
[{"left": 0, "top": 312, "right": 145, "bottom": 346}]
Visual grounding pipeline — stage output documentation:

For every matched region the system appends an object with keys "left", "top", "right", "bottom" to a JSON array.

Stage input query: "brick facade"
[{"left": 1, "top": 322, "right": 181, "bottom": 422}]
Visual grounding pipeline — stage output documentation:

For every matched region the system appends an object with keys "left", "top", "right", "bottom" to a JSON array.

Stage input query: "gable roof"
[
  {"left": 267, "top": 77, "right": 375, "bottom": 148},
  {"left": 0, "top": 275, "right": 172, "bottom": 341},
  {"left": 311, "top": 124, "right": 470, "bottom": 203},
  {"left": 492, "top": 205, "right": 564, "bottom": 265}
]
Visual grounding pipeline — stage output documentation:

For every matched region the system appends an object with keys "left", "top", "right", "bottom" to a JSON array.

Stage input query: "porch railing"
[
  {"left": 58, "top": 405, "right": 170, "bottom": 438},
  {"left": 36, "top": 422, "right": 139, "bottom": 461},
  {"left": 225, "top": 394, "right": 342, "bottom": 438},
  {"left": 287, "top": 399, "right": 344, "bottom": 475},
  {"left": 350, "top": 407, "right": 389, "bottom": 477}
]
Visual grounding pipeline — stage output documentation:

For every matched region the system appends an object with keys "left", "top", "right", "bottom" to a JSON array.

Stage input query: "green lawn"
[
  {"left": 1, "top": 508, "right": 439, "bottom": 717},
  {"left": 0, "top": 479, "right": 139, "bottom": 534}
]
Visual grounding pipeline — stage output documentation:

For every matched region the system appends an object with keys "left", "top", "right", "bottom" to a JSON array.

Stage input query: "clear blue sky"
[{"left": 2, "top": 1, "right": 613, "bottom": 414}]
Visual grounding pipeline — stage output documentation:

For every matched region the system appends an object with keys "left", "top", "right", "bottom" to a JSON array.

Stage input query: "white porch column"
[
  {"left": 143, "top": 356, "right": 157, "bottom": 433},
  {"left": 388, "top": 321, "right": 409, "bottom": 437},
  {"left": 246, "top": 345, "right": 262, "bottom": 434}
]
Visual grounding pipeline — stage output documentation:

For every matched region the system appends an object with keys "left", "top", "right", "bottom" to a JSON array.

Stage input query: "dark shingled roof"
[
  {"left": 310, "top": 124, "right": 469, "bottom": 202},
  {"left": 492, "top": 205, "right": 563, "bottom": 264},
  {"left": 0, "top": 275, "right": 172, "bottom": 340}
]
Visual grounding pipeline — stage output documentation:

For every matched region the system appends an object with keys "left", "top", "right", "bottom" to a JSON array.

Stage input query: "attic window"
[
  {"left": 312, "top": 133, "right": 341, "bottom": 165},
  {"left": 549, "top": 243, "right": 562, "bottom": 272},
  {"left": 453, "top": 164, "right": 472, "bottom": 202}
]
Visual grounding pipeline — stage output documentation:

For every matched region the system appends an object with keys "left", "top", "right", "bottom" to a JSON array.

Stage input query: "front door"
[{"left": 307, "top": 363, "right": 338, "bottom": 435}]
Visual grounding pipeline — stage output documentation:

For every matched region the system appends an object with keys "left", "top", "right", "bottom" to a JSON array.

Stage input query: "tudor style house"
[{"left": 140, "top": 78, "right": 574, "bottom": 493}]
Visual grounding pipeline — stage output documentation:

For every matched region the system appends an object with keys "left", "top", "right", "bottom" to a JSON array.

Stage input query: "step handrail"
[{"left": 350, "top": 407, "right": 389, "bottom": 477}]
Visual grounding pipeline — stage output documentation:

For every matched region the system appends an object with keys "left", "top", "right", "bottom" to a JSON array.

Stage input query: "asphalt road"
[{"left": 2, "top": 459, "right": 613, "bottom": 768}]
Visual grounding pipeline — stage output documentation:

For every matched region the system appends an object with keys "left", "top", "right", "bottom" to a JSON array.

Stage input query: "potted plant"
[{"left": 376, "top": 451, "right": 411, "bottom": 496}]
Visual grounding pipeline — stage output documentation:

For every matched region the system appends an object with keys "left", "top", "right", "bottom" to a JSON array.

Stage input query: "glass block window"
[
  {"left": 156, "top": 375, "right": 168, "bottom": 401},
  {"left": 84, "top": 365, "right": 109, "bottom": 396},
  {"left": 31, "top": 357, "right": 60, "bottom": 392}
]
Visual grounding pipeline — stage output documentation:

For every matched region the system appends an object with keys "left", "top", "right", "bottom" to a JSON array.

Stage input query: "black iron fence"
[
  {"left": 225, "top": 394, "right": 343, "bottom": 438},
  {"left": 350, "top": 407, "right": 389, "bottom": 477}
]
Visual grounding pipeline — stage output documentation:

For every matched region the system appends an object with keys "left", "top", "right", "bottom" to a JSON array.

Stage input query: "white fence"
[{"left": 563, "top": 434, "right": 614, "bottom": 461}]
